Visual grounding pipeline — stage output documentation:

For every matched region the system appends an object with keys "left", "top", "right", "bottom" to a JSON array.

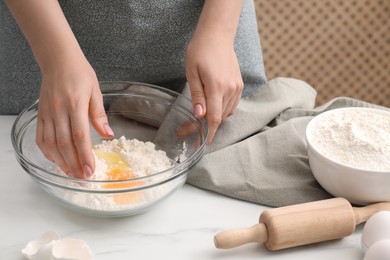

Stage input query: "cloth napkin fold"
[{"left": 186, "top": 77, "right": 389, "bottom": 207}]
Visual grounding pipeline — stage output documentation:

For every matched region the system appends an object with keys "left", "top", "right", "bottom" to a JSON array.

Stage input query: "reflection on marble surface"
[{"left": 0, "top": 116, "right": 365, "bottom": 259}]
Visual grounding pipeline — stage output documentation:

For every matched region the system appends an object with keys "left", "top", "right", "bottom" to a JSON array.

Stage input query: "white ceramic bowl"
[
  {"left": 12, "top": 82, "right": 208, "bottom": 217},
  {"left": 306, "top": 107, "right": 390, "bottom": 205}
]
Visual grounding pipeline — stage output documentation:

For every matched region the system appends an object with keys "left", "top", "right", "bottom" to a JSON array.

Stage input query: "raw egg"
[
  {"left": 94, "top": 149, "right": 129, "bottom": 172},
  {"left": 94, "top": 149, "right": 143, "bottom": 204}
]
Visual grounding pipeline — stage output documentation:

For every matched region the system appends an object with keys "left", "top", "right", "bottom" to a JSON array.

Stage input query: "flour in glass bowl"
[
  {"left": 56, "top": 136, "right": 183, "bottom": 212},
  {"left": 310, "top": 109, "right": 390, "bottom": 171},
  {"left": 91, "top": 136, "right": 173, "bottom": 179}
]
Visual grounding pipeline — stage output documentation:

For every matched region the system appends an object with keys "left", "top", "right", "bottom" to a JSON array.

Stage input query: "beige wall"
[{"left": 254, "top": 0, "right": 390, "bottom": 106}]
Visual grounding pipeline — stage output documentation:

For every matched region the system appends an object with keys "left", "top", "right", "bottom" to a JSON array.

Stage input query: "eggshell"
[
  {"left": 21, "top": 230, "right": 60, "bottom": 259},
  {"left": 52, "top": 238, "right": 93, "bottom": 260},
  {"left": 361, "top": 211, "right": 390, "bottom": 252},
  {"left": 21, "top": 230, "right": 93, "bottom": 260},
  {"left": 30, "top": 242, "right": 56, "bottom": 260},
  {"left": 363, "top": 239, "right": 390, "bottom": 260}
]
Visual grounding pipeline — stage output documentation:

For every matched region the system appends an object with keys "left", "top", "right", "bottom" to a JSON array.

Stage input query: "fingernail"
[
  {"left": 78, "top": 182, "right": 88, "bottom": 187},
  {"left": 84, "top": 165, "right": 93, "bottom": 178},
  {"left": 103, "top": 123, "right": 114, "bottom": 137},
  {"left": 194, "top": 104, "right": 203, "bottom": 118}
]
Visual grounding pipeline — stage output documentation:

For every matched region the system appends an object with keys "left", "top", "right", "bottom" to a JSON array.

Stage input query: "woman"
[{"left": 0, "top": 0, "right": 266, "bottom": 178}]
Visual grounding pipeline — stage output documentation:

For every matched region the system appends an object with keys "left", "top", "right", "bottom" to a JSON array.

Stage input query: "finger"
[
  {"left": 205, "top": 92, "right": 223, "bottom": 144},
  {"left": 221, "top": 88, "right": 240, "bottom": 120},
  {"left": 42, "top": 118, "right": 71, "bottom": 176},
  {"left": 187, "top": 70, "right": 207, "bottom": 118},
  {"left": 231, "top": 80, "right": 244, "bottom": 113},
  {"left": 89, "top": 86, "right": 114, "bottom": 139},
  {"left": 177, "top": 118, "right": 199, "bottom": 138},
  {"left": 36, "top": 115, "right": 55, "bottom": 162},
  {"left": 224, "top": 99, "right": 239, "bottom": 119},
  {"left": 206, "top": 113, "right": 222, "bottom": 144},
  {"left": 54, "top": 114, "right": 85, "bottom": 179},
  {"left": 229, "top": 92, "right": 241, "bottom": 116},
  {"left": 69, "top": 107, "right": 95, "bottom": 179}
]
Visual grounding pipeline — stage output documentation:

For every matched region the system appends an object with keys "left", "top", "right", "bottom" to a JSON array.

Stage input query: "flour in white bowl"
[{"left": 310, "top": 109, "right": 390, "bottom": 171}]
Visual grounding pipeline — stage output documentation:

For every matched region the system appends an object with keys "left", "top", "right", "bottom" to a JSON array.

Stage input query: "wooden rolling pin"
[{"left": 214, "top": 197, "right": 390, "bottom": 250}]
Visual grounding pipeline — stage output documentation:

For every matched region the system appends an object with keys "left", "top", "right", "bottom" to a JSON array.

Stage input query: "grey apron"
[{"left": 0, "top": 0, "right": 266, "bottom": 114}]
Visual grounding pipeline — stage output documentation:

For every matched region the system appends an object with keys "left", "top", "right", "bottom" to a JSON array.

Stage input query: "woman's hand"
[
  {"left": 36, "top": 58, "right": 113, "bottom": 179},
  {"left": 5, "top": 0, "right": 113, "bottom": 178},
  {"left": 186, "top": 32, "right": 243, "bottom": 144},
  {"left": 186, "top": 0, "right": 244, "bottom": 144}
]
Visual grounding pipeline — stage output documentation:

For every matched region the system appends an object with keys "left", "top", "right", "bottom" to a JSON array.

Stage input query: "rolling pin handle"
[
  {"left": 214, "top": 223, "right": 268, "bottom": 249},
  {"left": 353, "top": 202, "right": 390, "bottom": 225}
]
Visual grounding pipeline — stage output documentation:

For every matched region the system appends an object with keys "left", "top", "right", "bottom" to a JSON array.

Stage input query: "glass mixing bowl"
[{"left": 11, "top": 81, "right": 208, "bottom": 217}]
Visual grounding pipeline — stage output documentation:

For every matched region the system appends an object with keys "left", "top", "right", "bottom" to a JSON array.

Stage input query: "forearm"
[
  {"left": 194, "top": 0, "right": 244, "bottom": 42},
  {"left": 4, "top": 0, "right": 84, "bottom": 74}
]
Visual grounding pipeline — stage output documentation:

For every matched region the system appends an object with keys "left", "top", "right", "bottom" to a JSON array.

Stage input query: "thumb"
[
  {"left": 89, "top": 88, "right": 114, "bottom": 138},
  {"left": 187, "top": 74, "right": 207, "bottom": 118}
]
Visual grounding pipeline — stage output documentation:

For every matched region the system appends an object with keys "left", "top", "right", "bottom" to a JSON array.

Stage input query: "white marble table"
[{"left": 0, "top": 116, "right": 365, "bottom": 259}]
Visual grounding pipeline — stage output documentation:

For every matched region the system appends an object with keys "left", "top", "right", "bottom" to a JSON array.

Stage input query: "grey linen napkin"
[{"left": 185, "top": 77, "right": 390, "bottom": 207}]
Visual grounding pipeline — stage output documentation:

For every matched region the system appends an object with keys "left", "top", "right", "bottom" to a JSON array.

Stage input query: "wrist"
[
  {"left": 195, "top": 0, "right": 244, "bottom": 43},
  {"left": 38, "top": 43, "right": 87, "bottom": 75}
]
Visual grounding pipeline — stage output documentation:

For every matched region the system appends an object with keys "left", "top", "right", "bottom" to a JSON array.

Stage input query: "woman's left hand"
[
  {"left": 185, "top": 0, "right": 244, "bottom": 144},
  {"left": 185, "top": 30, "right": 243, "bottom": 144}
]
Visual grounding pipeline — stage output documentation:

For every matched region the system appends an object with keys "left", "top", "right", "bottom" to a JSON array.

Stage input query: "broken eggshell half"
[{"left": 22, "top": 230, "right": 93, "bottom": 260}]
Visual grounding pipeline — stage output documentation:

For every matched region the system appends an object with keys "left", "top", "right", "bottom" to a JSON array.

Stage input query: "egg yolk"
[
  {"left": 95, "top": 149, "right": 143, "bottom": 204},
  {"left": 94, "top": 149, "right": 128, "bottom": 172}
]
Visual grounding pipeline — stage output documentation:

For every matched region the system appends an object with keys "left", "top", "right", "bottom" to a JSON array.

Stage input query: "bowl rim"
[
  {"left": 306, "top": 106, "right": 390, "bottom": 174},
  {"left": 11, "top": 81, "right": 209, "bottom": 191}
]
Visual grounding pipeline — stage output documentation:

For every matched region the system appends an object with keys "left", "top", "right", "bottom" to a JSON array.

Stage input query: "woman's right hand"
[
  {"left": 36, "top": 58, "right": 114, "bottom": 179},
  {"left": 5, "top": 0, "right": 114, "bottom": 179}
]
